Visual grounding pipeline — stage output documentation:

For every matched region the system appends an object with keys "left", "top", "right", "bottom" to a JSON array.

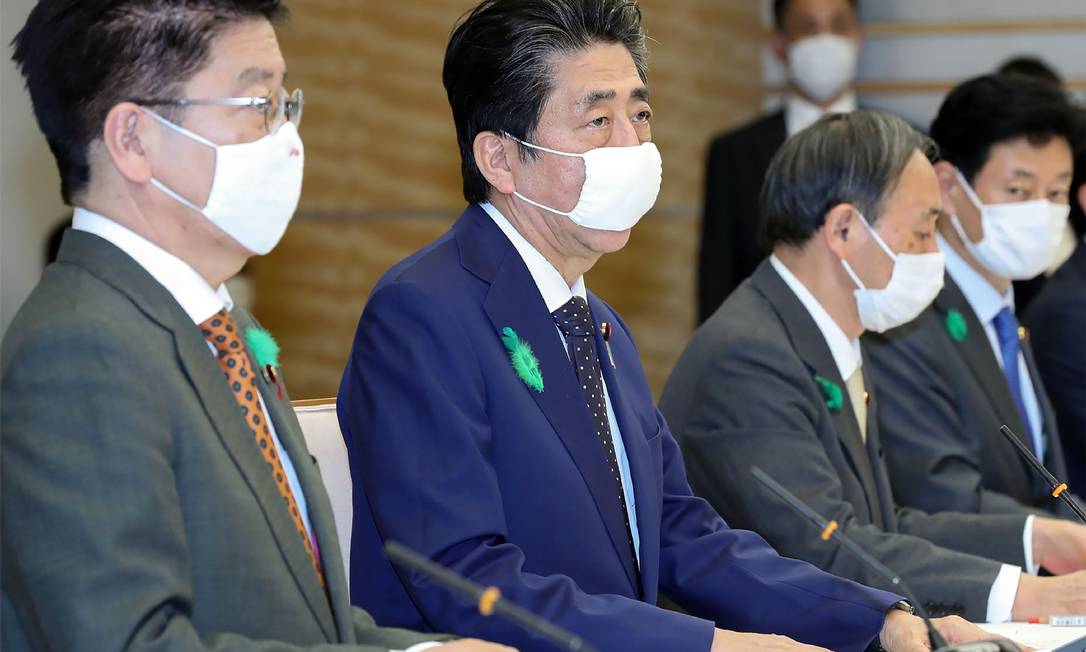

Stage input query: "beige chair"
[{"left": 292, "top": 398, "right": 352, "bottom": 581}]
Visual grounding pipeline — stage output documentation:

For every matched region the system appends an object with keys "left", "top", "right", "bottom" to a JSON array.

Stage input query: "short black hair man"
[{"left": 864, "top": 74, "right": 1082, "bottom": 523}]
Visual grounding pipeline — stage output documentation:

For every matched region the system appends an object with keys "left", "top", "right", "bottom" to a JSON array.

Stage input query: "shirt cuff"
[
  {"left": 985, "top": 564, "right": 1023, "bottom": 623},
  {"left": 1023, "top": 514, "right": 1039, "bottom": 575},
  {"left": 401, "top": 643, "right": 445, "bottom": 652}
]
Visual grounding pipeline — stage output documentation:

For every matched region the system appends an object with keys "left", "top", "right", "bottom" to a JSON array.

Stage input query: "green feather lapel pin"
[
  {"left": 945, "top": 308, "right": 968, "bottom": 343},
  {"left": 501, "top": 327, "right": 544, "bottom": 393},
  {"left": 245, "top": 326, "right": 284, "bottom": 398},
  {"left": 814, "top": 374, "right": 843, "bottom": 413}
]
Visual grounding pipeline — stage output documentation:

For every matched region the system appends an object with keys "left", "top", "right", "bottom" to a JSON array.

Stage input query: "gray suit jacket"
[
  {"left": 863, "top": 276, "right": 1076, "bottom": 519},
  {"left": 1, "top": 230, "right": 448, "bottom": 651},
  {"left": 659, "top": 261, "right": 1028, "bottom": 621}
]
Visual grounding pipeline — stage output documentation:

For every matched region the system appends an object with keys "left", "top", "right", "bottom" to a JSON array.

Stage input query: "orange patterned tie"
[{"left": 199, "top": 308, "right": 325, "bottom": 588}]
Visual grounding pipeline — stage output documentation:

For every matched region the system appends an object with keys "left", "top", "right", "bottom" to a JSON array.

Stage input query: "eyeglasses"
[{"left": 130, "top": 87, "right": 304, "bottom": 134}]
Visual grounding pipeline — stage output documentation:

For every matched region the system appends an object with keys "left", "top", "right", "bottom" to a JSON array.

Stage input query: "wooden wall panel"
[{"left": 252, "top": 0, "right": 763, "bottom": 399}]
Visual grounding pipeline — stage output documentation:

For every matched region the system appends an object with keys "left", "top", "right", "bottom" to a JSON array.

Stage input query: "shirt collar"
[
  {"left": 770, "top": 254, "right": 862, "bottom": 380},
  {"left": 71, "top": 207, "right": 233, "bottom": 324},
  {"left": 938, "top": 233, "right": 1014, "bottom": 324},
  {"left": 785, "top": 91, "right": 857, "bottom": 137},
  {"left": 480, "top": 202, "right": 587, "bottom": 312}
]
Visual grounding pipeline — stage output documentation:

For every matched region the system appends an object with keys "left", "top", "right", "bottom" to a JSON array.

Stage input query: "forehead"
[
  {"left": 885, "top": 150, "right": 940, "bottom": 213},
  {"left": 188, "top": 18, "right": 285, "bottom": 90},
  {"left": 981, "top": 136, "right": 1073, "bottom": 178},
  {"left": 546, "top": 42, "right": 643, "bottom": 102}
]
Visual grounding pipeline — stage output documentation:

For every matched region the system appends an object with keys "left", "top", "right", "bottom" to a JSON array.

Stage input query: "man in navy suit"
[{"left": 337, "top": 2, "right": 998, "bottom": 651}]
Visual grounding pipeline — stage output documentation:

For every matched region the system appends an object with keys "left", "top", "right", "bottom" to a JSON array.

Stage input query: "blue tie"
[{"left": 992, "top": 307, "right": 1038, "bottom": 456}]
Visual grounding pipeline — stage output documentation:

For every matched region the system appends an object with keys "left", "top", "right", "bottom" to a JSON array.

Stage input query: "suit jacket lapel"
[
  {"left": 859, "top": 348, "right": 895, "bottom": 530},
  {"left": 231, "top": 311, "right": 345, "bottom": 640},
  {"left": 933, "top": 278, "right": 1030, "bottom": 445},
  {"left": 458, "top": 207, "right": 642, "bottom": 595},
  {"left": 752, "top": 263, "right": 882, "bottom": 521}
]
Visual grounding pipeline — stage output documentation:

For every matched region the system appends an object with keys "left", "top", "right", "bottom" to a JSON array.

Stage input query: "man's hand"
[
  {"left": 711, "top": 628, "right": 830, "bottom": 651},
  {"left": 1032, "top": 519, "right": 1086, "bottom": 574},
  {"left": 879, "top": 608, "right": 931, "bottom": 651},
  {"left": 436, "top": 640, "right": 518, "bottom": 651},
  {"left": 932, "top": 615, "right": 1030, "bottom": 651},
  {"left": 881, "top": 611, "right": 1027, "bottom": 652},
  {"left": 1013, "top": 571, "right": 1086, "bottom": 620}
]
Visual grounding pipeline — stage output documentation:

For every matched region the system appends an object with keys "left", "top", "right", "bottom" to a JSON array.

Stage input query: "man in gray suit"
[
  {"left": 660, "top": 110, "right": 1086, "bottom": 624},
  {"left": 0, "top": 2, "right": 512, "bottom": 651}
]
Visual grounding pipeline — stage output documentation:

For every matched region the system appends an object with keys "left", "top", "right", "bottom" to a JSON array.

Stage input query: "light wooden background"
[{"left": 251, "top": 0, "right": 765, "bottom": 399}]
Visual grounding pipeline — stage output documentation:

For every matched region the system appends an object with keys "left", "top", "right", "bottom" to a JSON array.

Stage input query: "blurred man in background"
[{"left": 698, "top": 0, "right": 862, "bottom": 323}]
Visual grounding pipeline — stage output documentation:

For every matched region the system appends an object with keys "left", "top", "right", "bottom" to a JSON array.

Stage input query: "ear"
[
  {"left": 932, "top": 160, "right": 959, "bottom": 211},
  {"left": 473, "top": 131, "right": 517, "bottom": 196},
  {"left": 769, "top": 30, "right": 789, "bottom": 65},
  {"left": 822, "top": 202, "right": 861, "bottom": 259},
  {"left": 1077, "top": 181, "right": 1086, "bottom": 216},
  {"left": 101, "top": 102, "right": 155, "bottom": 184}
]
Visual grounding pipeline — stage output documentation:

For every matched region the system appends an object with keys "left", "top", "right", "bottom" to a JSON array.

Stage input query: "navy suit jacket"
[
  {"left": 1023, "top": 241, "right": 1086, "bottom": 494},
  {"left": 338, "top": 205, "right": 899, "bottom": 652}
]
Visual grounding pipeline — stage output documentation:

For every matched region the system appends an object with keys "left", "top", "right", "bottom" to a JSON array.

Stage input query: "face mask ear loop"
[
  {"left": 953, "top": 167, "right": 985, "bottom": 211},
  {"left": 502, "top": 133, "right": 584, "bottom": 159},
  {"left": 143, "top": 108, "right": 218, "bottom": 149},
  {"left": 854, "top": 210, "right": 898, "bottom": 262},
  {"left": 840, "top": 258, "right": 867, "bottom": 290}
]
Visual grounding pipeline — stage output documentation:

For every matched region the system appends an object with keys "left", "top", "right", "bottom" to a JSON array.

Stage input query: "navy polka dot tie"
[
  {"left": 552, "top": 297, "right": 640, "bottom": 583},
  {"left": 199, "top": 309, "right": 325, "bottom": 589}
]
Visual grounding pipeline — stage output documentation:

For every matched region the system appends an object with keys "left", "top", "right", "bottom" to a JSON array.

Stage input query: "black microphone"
[
  {"left": 750, "top": 467, "right": 1021, "bottom": 652},
  {"left": 998, "top": 424, "right": 1086, "bottom": 523},
  {"left": 384, "top": 540, "right": 598, "bottom": 652}
]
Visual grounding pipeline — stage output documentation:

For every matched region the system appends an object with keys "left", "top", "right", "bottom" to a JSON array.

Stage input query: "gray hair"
[{"left": 760, "top": 109, "right": 937, "bottom": 248}]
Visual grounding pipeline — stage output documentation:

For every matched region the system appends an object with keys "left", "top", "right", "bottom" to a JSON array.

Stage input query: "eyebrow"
[
  {"left": 575, "top": 86, "right": 651, "bottom": 111},
  {"left": 234, "top": 66, "right": 284, "bottom": 93},
  {"left": 1009, "top": 169, "right": 1036, "bottom": 179}
]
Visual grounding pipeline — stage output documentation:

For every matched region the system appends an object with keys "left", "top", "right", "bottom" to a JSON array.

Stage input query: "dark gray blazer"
[
  {"left": 864, "top": 275, "right": 1076, "bottom": 519},
  {"left": 660, "top": 261, "right": 1028, "bottom": 621},
  {"left": 1, "top": 230, "right": 447, "bottom": 651}
]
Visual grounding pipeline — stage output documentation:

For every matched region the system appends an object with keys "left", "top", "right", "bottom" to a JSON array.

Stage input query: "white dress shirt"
[
  {"left": 785, "top": 91, "right": 857, "bottom": 137},
  {"left": 770, "top": 255, "right": 1028, "bottom": 623},
  {"left": 481, "top": 202, "right": 641, "bottom": 564}
]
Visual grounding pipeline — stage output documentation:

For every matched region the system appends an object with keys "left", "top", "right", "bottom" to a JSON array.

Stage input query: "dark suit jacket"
[
  {"left": 660, "top": 261, "right": 1029, "bottom": 622},
  {"left": 864, "top": 275, "right": 1077, "bottom": 520},
  {"left": 698, "top": 110, "right": 786, "bottom": 324},
  {"left": 337, "top": 205, "right": 901, "bottom": 652},
  {"left": 1, "top": 230, "right": 443, "bottom": 652},
  {"left": 1023, "top": 241, "right": 1086, "bottom": 495}
]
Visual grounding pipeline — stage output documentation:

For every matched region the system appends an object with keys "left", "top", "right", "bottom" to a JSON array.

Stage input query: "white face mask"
[
  {"left": 504, "top": 134, "right": 662, "bottom": 232},
  {"left": 787, "top": 34, "right": 859, "bottom": 103},
  {"left": 950, "top": 169, "right": 1070, "bottom": 280},
  {"left": 840, "top": 211, "right": 946, "bottom": 333},
  {"left": 145, "top": 110, "right": 305, "bottom": 255}
]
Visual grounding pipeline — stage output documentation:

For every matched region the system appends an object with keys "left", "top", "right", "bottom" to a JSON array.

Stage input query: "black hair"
[
  {"left": 929, "top": 74, "right": 1076, "bottom": 185},
  {"left": 1070, "top": 109, "right": 1086, "bottom": 239},
  {"left": 443, "top": 0, "right": 647, "bottom": 204},
  {"left": 11, "top": 0, "right": 288, "bottom": 204},
  {"left": 761, "top": 109, "right": 936, "bottom": 248},
  {"left": 996, "top": 56, "right": 1064, "bottom": 89},
  {"left": 772, "top": 0, "right": 858, "bottom": 31}
]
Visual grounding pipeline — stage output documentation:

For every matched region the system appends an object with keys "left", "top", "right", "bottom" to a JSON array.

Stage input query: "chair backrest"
[{"left": 292, "top": 398, "right": 352, "bottom": 581}]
